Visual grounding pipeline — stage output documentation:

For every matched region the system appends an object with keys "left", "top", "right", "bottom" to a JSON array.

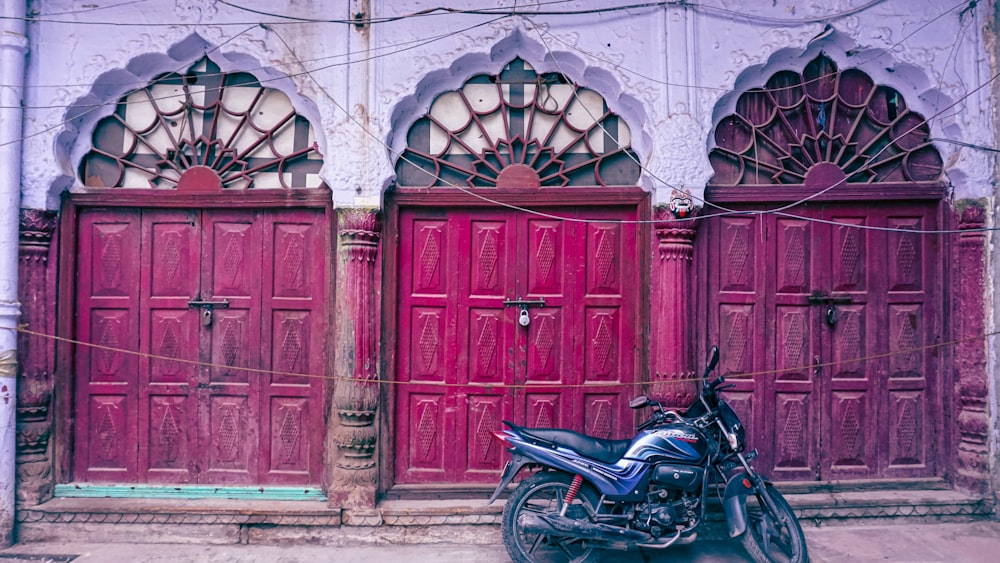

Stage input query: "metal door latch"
[
  {"left": 807, "top": 290, "right": 851, "bottom": 328},
  {"left": 503, "top": 297, "right": 545, "bottom": 327},
  {"left": 188, "top": 299, "right": 229, "bottom": 326}
]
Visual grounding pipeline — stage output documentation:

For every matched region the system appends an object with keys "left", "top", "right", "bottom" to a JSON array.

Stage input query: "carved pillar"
[
  {"left": 328, "top": 208, "right": 381, "bottom": 509},
  {"left": 652, "top": 204, "right": 699, "bottom": 408},
  {"left": 16, "top": 209, "right": 57, "bottom": 506},
  {"left": 953, "top": 201, "right": 989, "bottom": 494}
]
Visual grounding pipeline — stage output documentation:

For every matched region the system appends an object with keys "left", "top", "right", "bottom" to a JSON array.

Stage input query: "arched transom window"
[
  {"left": 80, "top": 58, "right": 323, "bottom": 190},
  {"left": 709, "top": 55, "right": 943, "bottom": 188},
  {"left": 396, "top": 58, "right": 640, "bottom": 189}
]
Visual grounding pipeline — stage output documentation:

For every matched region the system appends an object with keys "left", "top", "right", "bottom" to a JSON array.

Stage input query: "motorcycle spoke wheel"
[
  {"left": 740, "top": 484, "right": 809, "bottom": 563},
  {"left": 502, "top": 472, "right": 602, "bottom": 563}
]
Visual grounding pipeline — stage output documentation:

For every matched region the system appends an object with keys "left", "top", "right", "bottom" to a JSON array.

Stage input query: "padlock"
[
  {"left": 201, "top": 307, "right": 213, "bottom": 326},
  {"left": 518, "top": 306, "right": 530, "bottom": 327}
]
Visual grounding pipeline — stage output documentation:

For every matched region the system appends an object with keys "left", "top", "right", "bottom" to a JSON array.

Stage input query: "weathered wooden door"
[
  {"left": 706, "top": 201, "right": 940, "bottom": 480},
  {"left": 395, "top": 205, "right": 639, "bottom": 485},
  {"left": 74, "top": 207, "right": 326, "bottom": 485}
]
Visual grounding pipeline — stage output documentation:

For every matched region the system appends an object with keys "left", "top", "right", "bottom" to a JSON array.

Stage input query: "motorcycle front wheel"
[
  {"left": 740, "top": 483, "right": 809, "bottom": 563},
  {"left": 501, "top": 471, "right": 602, "bottom": 563}
]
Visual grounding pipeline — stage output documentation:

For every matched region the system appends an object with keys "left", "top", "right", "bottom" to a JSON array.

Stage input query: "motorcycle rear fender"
[
  {"left": 722, "top": 471, "right": 766, "bottom": 537},
  {"left": 487, "top": 453, "right": 532, "bottom": 504}
]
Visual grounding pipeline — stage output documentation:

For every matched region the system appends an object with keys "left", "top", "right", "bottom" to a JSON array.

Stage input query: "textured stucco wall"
[
  {"left": 19, "top": 0, "right": 995, "bottom": 209},
  {"left": 988, "top": 0, "right": 1000, "bottom": 507}
]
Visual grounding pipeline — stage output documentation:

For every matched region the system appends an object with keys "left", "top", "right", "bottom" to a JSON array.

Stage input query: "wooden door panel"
[
  {"left": 829, "top": 391, "right": 872, "bottom": 471},
  {"left": 882, "top": 208, "right": 936, "bottom": 477},
  {"left": 821, "top": 208, "right": 879, "bottom": 478},
  {"left": 465, "top": 395, "right": 504, "bottom": 475},
  {"left": 75, "top": 210, "right": 141, "bottom": 482},
  {"left": 407, "top": 394, "right": 446, "bottom": 474},
  {"left": 770, "top": 215, "right": 820, "bottom": 480},
  {"left": 706, "top": 202, "right": 940, "bottom": 481},
  {"left": 525, "top": 220, "right": 565, "bottom": 296},
  {"left": 578, "top": 215, "right": 637, "bottom": 438},
  {"left": 202, "top": 213, "right": 260, "bottom": 484},
  {"left": 266, "top": 397, "right": 311, "bottom": 477},
  {"left": 395, "top": 205, "right": 640, "bottom": 486},
  {"left": 455, "top": 211, "right": 514, "bottom": 483},
  {"left": 74, "top": 206, "right": 327, "bottom": 487},
  {"left": 396, "top": 209, "right": 453, "bottom": 483},
  {"left": 139, "top": 210, "right": 200, "bottom": 483},
  {"left": 204, "top": 395, "right": 255, "bottom": 481},
  {"left": 526, "top": 309, "right": 563, "bottom": 382},
  {"left": 260, "top": 210, "right": 326, "bottom": 484},
  {"left": 522, "top": 216, "right": 571, "bottom": 410},
  {"left": 582, "top": 394, "right": 621, "bottom": 440},
  {"left": 525, "top": 393, "right": 562, "bottom": 428}
]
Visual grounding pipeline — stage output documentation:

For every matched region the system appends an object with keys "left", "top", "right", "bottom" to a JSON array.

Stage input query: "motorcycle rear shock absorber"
[{"left": 560, "top": 474, "right": 584, "bottom": 517}]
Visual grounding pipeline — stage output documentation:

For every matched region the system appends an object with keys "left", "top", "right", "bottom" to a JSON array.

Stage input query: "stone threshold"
[{"left": 15, "top": 483, "right": 994, "bottom": 546}]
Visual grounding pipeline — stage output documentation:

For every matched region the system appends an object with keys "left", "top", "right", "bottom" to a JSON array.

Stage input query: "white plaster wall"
[{"left": 19, "top": 0, "right": 995, "bottom": 209}]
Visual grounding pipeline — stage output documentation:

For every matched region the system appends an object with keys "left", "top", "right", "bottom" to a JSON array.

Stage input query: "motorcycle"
[{"left": 487, "top": 346, "right": 808, "bottom": 563}]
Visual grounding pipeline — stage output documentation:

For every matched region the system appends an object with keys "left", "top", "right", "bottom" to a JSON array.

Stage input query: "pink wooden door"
[
  {"left": 706, "top": 202, "right": 940, "bottom": 480},
  {"left": 74, "top": 207, "right": 326, "bottom": 485},
  {"left": 395, "top": 206, "right": 639, "bottom": 485}
]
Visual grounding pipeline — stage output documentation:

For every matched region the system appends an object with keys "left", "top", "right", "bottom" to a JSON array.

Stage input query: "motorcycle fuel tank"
[{"left": 623, "top": 423, "right": 710, "bottom": 464}]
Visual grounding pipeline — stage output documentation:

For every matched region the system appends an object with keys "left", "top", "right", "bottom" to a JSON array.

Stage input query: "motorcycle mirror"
[
  {"left": 706, "top": 346, "right": 720, "bottom": 373},
  {"left": 629, "top": 395, "right": 649, "bottom": 409}
]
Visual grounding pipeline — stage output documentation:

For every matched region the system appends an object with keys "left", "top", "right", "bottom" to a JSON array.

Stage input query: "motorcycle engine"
[{"left": 635, "top": 490, "right": 699, "bottom": 532}]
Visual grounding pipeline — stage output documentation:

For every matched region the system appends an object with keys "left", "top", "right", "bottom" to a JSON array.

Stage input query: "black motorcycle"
[{"left": 488, "top": 346, "right": 808, "bottom": 562}]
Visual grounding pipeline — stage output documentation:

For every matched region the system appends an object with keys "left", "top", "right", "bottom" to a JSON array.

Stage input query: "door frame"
[
  {"left": 381, "top": 187, "right": 651, "bottom": 495},
  {"left": 695, "top": 187, "right": 950, "bottom": 484},
  {"left": 54, "top": 189, "right": 335, "bottom": 485}
]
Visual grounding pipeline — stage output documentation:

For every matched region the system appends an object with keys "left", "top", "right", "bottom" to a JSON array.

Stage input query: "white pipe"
[{"left": 0, "top": 0, "right": 28, "bottom": 548}]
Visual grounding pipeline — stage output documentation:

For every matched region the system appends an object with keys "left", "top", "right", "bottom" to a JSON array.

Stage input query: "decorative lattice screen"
[
  {"left": 80, "top": 58, "right": 323, "bottom": 190},
  {"left": 709, "top": 55, "right": 943, "bottom": 187},
  {"left": 396, "top": 58, "right": 640, "bottom": 189}
]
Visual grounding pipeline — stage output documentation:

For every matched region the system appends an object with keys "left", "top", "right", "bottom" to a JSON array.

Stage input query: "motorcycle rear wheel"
[
  {"left": 501, "top": 471, "right": 602, "bottom": 563},
  {"left": 740, "top": 483, "right": 809, "bottom": 563}
]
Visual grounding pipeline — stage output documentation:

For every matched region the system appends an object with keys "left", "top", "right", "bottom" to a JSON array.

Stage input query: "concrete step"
[{"left": 15, "top": 486, "right": 994, "bottom": 546}]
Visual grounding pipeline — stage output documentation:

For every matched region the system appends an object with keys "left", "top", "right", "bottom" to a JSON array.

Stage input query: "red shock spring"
[{"left": 561, "top": 474, "right": 584, "bottom": 516}]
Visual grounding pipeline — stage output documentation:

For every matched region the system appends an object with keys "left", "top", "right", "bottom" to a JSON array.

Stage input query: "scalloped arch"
[
  {"left": 387, "top": 30, "right": 651, "bottom": 189},
  {"left": 707, "top": 34, "right": 951, "bottom": 190},
  {"left": 57, "top": 34, "right": 328, "bottom": 192},
  {"left": 709, "top": 53, "right": 944, "bottom": 188}
]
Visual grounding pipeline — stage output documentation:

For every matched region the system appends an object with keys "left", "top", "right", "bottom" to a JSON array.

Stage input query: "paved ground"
[{"left": 2, "top": 520, "right": 999, "bottom": 562}]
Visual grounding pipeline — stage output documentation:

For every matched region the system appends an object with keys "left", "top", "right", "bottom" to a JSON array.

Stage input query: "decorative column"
[
  {"left": 328, "top": 208, "right": 381, "bottom": 509},
  {"left": 953, "top": 201, "right": 989, "bottom": 494},
  {"left": 651, "top": 199, "right": 699, "bottom": 408},
  {"left": 15, "top": 209, "right": 58, "bottom": 506}
]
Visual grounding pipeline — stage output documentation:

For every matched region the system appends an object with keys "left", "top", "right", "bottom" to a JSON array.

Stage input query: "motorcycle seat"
[{"left": 505, "top": 421, "right": 631, "bottom": 465}]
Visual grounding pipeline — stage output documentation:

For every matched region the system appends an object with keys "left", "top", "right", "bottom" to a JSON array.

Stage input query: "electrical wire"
[
  {"left": 529, "top": 0, "right": 969, "bottom": 96},
  {"left": 38, "top": 0, "right": 155, "bottom": 17},
  {"left": 1, "top": 0, "right": 969, "bottom": 103},
  {"left": 262, "top": 23, "right": 998, "bottom": 236},
  {"left": 0, "top": 15, "right": 505, "bottom": 144},
  {"left": 1, "top": 15, "right": 507, "bottom": 110},
  {"left": 1, "top": 3, "right": 991, "bottom": 237},
  {"left": 8, "top": 0, "right": 891, "bottom": 28},
  {"left": 524, "top": 14, "right": 999, "bottom": 233}
]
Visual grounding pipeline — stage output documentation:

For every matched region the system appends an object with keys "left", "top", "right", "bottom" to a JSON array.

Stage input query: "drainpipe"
[{"left": 0, "top": 0, "right": 28, "bottom": 548}]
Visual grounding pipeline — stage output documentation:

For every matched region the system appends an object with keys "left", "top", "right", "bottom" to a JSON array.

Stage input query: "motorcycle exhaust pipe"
[{"left": 519, "top": 512, "right": 653, "bottom": 544}]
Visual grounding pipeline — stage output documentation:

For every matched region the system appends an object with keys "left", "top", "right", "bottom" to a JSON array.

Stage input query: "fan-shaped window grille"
[
  {"left": 80, "top": 58, "right": 323, "bottom": 190},
  {"left": 395, "top": 58, "right": 640, "bottom": 188},
  {"left": 709, "top": 55, "right": 943, "bottom": 188}
]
